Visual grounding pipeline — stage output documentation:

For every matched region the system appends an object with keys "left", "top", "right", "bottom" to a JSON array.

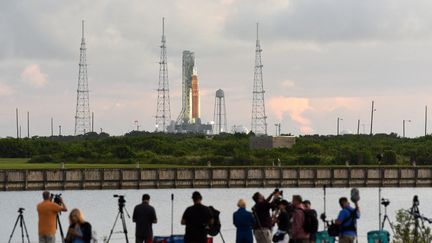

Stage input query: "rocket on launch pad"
[{"left": 191, "top": 66, "right": 200, "bottom": 122}]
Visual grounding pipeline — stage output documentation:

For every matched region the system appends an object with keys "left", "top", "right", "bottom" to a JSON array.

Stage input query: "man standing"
[
  {"left": 37, "top": 191, "right": 67, "bottom": 243},
  {"left": 181, "top": 191, "right": 212, "bottom": 243},
  {"left": 133, "top": 194, "right": 157, "bottom": 243},
  {"left": 335, "top": 197, "right": 360, "bottom": 243},
  {"left": 233, "top": 199, "right": 255, "bottom": 243},
  {"left": 291, "top": 195, "right": 309, "bottom": 243},
  {"left": 251, "top": 191, "right": 278, "bottom": 243}
]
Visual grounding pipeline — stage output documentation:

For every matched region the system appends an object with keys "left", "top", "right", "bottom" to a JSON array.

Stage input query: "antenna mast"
[
  {"left": 155, "top": 17, "right": 172, "bottom": 132},
  {"left": 74, "top": 20, "right": 91, "bottom": 135},
  {"left": 251, "top": 22, "right": 267, "bottom": 135}
]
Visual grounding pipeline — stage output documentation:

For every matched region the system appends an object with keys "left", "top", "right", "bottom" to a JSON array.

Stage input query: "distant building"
[{"left": 250, "top": 136, "right": 296, "bottom": 149}]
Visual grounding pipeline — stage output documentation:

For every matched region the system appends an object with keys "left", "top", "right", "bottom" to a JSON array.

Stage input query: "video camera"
[
  {"left": 381, "top": 198, "right": 390, "bottom": 207},
  {"left": 274, "top": 188, "right": 283, "bottom": 197},
  {"left": 18, "top": 207, "right": 25, "bottom": 213},
  {"left": 114, "top": 194, "right": 126, "bottom": 208},
  {"left": 51, "top": 193, "right": 63, "bottom": 205},
  {"left": 413, "top": 195, "right": 419, "bottom": 207}
]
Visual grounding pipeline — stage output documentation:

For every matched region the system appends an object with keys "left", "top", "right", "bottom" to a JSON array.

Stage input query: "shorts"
[{"left": 39, "top": 235, "right": 55, "bottom": 243}]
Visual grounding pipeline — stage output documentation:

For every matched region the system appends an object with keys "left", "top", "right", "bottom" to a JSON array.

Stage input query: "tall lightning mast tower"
[
  {"left": 74, "top": 20, "right": 91, "bottom": 135},
  {"left": 155, "top": 17, "right": 171, "bottom": 132},
  {"left": 251, "top": 23, "right": 267, "bottom": 135}
]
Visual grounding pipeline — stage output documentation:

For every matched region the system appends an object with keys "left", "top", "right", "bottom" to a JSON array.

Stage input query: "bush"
[{"left": 393, "top": 209, "right": 432, "bottom": 243}]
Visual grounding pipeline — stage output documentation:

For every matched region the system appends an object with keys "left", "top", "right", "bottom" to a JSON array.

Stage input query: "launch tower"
[
  {"left": 251, "top": 23, "right": 267, "bottom": 135},
  {"left": 74, "top": 20, "right": 91, "bottom": 135}
]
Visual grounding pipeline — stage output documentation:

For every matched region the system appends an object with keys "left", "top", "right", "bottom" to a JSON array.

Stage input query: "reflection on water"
[{"left": 1, "top": 187, "right": 431, "bottom": 243}]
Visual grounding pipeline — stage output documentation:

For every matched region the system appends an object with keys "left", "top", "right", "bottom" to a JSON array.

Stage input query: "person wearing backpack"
[
  {"left": 290, "top": 195, "right": 309, "bottom": 243},
  {"left": 334, "top": 197, "right": 360, "bottom": 243},
  {"left": 181, "top": 191, "right": 213, "bottom": 243},
  {"left": 303, "top": 200, "right": 318, "bottom": 243}
]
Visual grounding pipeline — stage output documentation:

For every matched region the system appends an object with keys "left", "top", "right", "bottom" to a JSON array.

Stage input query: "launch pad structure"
[{"left": 169, "top": 50, "right": 212, "bottom": 134}]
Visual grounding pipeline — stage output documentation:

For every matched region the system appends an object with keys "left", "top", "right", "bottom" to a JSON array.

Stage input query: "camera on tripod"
[
  {"left": 114, "top": 194, "right": 126, "bottom": 207},
  {"left": 17, "top": 208, "right": 25, "bottom": 213},
  {"left": 51, "top": 193, "right": 63, "bottom": 205},
  {"left": 381, "top": 198, "right": 390, "bottom": 207}
]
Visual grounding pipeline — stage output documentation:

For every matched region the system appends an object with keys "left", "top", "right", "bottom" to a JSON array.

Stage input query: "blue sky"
[{"left": 1, "top": 0, "right": 432, "bottom": 137}]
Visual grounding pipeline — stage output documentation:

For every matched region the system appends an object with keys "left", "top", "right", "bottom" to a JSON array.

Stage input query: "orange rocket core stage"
[{"left": 191, "top": 70, "right": 199, "bottom": 120}]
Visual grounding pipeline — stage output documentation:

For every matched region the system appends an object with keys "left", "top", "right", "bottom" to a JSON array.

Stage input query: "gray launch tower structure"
[
  {"left": 74, "top": 20, "right": 91, "bottom": 135},
  {"left": 251, "top": 23, "right": 267, "bottom": 135},
  {"left": 177, "top": 51, "right": 195, "bottom": 124},
  {"left": 155, "top": 17, "right": 171, "bottom": 132}
]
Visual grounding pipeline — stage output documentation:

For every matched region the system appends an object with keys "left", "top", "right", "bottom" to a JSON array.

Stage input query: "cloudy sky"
[{"left": 1, "top": 0, "right": 432, "bottom": 137}]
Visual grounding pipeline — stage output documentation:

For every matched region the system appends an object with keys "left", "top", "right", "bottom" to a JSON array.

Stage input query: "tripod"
[
  {"left": 381, "top": 203, "right": 395, "bottom": 234},
  {"left": 8, "top": 208, "right": 30, "bottom": 243},
  {"left": 57, "top": 214, "right": 66, "bottom": 243},
  {"left": 107, "top": 198, "right": 130, "bottom": 243}
]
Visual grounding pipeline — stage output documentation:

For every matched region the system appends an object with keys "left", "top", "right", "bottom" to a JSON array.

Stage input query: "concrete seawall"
[{"left": 1, "top": 167, "right": 431, "bottom": 191}]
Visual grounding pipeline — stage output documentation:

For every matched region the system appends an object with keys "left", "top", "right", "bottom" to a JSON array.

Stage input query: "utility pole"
[
  {"left": 370, "top": 101, "right": 375, "bottom": 135},
  {"left": 425, "top": 106, "right": 428, "bottom": 136},
  {"left": 357, "top": 119, "right": 360, "bottom": 135},
  {"left": 27, "top": 111, "right": 30, "bottom": 138},
  {"left": 337, "top": 117, "right": 343, "bottom": 136},
  {"left": 403, "top": 120, "right": 411, "bottom": 138},
  {"left": 274, "top": 123, "right": 281, "bottom": 136},
  {"left": 50, "top": 117, "right": 54, "bottom": 136},
  {"left": 15, "top": 108, "right": 19, "bottom": 138},
  {"left": 92, "top": 112, "right": 94, "bottom": 133}
]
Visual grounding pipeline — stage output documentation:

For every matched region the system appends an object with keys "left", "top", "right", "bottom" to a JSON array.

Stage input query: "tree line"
[{"left": 0, "top": 131, "right": 432, "bottom": 166}]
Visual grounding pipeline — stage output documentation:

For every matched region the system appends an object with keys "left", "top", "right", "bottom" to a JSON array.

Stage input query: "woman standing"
[
  {"left": 233, "top": 199, "right": 255, "bottom": 243},
  {"left": 65, "top": 209, "right": 92, "bottom": 243}
]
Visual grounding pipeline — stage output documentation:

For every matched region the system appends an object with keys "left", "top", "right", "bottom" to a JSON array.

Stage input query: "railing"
[{"left": 0, "top": 166, "right": 431, "bottom": 191}]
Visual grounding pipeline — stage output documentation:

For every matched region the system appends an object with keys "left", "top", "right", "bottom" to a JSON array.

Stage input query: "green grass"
[
  {"left": 0, "top": 158, "right": 425, "bottom": 170},
  {"left": 0, "top": 158, "right": 187, "bottom": 169}
]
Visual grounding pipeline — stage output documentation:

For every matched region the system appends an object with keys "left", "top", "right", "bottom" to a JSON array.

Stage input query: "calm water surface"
[{"left": 1, "top": 188, "right": 431, "bottom": 242}]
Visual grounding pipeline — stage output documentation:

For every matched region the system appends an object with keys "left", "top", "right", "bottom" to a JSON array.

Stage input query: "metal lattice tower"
[
  {"left": 213, "top": 89, "right": 227, "bottom": 134},
  {"left": 155, "top": 17, "right": 171, "bottom": 132},
  {"left": 251, "top": 23, "right": 267, "bottom": 135},
  {"left": 74, "top": 20, "right": 91, "bottom": 135}
]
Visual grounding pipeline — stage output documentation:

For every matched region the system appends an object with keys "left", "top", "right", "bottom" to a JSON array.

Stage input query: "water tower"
[{"left": 213, "top": 89, "right": 227, "bottom": 134}]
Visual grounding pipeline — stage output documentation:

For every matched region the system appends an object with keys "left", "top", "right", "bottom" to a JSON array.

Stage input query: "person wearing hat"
[
  {"left": 273, "top": 200, "right": 290, "bottom": 243},
  {"left": 181, "top": 191, "right": 213, "bottom": 243},
  {"left": 233, "top": 199, "right": 255, "bottom": 243}
]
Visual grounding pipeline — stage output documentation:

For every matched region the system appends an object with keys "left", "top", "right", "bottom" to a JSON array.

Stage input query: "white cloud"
[
  {"left": 281, "top": 79, "right": 295, "bottom": 89},
  {"left": 20, "top": 64, "right": 48, "bottom": 87}
]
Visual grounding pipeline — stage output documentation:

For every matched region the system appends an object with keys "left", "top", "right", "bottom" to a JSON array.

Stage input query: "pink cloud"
[
  {"left": 268, "top": 96, "right": 313, "bottom": 133},
  {"left": 0, "top": 82, "right": 13, "bottom": 96},
  {"left": 21, "top": 64, "right": 48, "bottom": 87}
]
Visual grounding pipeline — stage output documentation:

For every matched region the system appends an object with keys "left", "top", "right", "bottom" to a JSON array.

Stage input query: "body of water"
[{"left": 1, "top": 187, "right": 431, "bottom": 242}]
